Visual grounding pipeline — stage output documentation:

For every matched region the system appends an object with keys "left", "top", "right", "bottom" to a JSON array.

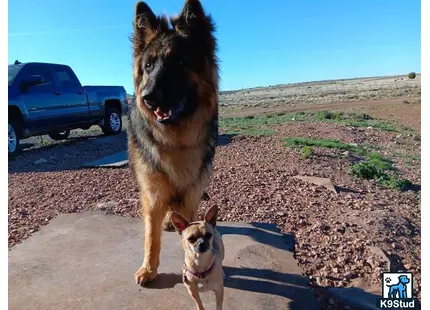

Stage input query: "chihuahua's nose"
[{"left": 197, "top": 242, "right": 207, "bottom": 253}]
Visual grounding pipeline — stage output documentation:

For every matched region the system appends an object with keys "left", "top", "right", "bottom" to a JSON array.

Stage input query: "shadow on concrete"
[
  {"left": 217, "top": 222, "right": 295, "bottom": 253},
  {"left": 145, "top": 273, "right": 182, "bottom": 289},
  {"left": 327, "top": 286, "right": 421, "bottom": 310},
  {"left": 145, "top": 268, "right": 319, "bottom": 309},
  {"left": 224, "top": 266, "right": 317, "bottom": 310}
]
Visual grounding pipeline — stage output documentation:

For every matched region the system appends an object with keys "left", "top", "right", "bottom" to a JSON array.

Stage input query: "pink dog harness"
[{"left": 182, "top": 260, "right": 215, "bottom": 279}]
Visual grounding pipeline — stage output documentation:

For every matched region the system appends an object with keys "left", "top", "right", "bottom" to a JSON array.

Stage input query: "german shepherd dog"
[{"left": 127, "top": 0, "right": 219, "bottom": 286}]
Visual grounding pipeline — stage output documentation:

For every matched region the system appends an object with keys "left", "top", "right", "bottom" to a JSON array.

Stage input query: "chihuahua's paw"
[{"left": 135, "top": 265, "right": 157, "bottom": 286}]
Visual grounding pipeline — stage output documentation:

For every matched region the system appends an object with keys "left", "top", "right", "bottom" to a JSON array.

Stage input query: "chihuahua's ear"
[
  {"left": 204, "top": 205, "right": 218, "bottom": 228},
  {"left": 171, "top": 212, "right": 189, "bottom": 234}
]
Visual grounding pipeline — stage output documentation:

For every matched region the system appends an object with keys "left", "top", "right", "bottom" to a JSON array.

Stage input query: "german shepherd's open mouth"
[{"left": 145, "top": 99, "right": 186, "bottom": 124}]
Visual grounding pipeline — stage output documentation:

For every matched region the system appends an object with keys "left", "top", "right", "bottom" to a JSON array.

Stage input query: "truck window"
[
  {"left": 8, "top": 65, "right": 23, "bottom": 85},
  {"left": 22, "top": 65, "right": 54, "bottom": 86},
  {"left": 52, "top": 66, "right": 79, "bottom": 87}
]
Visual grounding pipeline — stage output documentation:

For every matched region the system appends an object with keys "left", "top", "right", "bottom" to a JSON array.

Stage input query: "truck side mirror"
[{"left": 20, "top": 75, "right": 45, "bottom": 91}]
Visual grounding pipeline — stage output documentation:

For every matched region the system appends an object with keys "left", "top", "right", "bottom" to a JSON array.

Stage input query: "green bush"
[
  {"left": 301, "top": 146, "right": 313, "bottom": 159},
  {"left": 350, "top": 159, "right": 412, "bottom": 190},
  {"left": 349, "top": 161, "right": 385, "bottom": 179},
  {"left": 315, "top": 111, "right": 344, "bottom": 121},
  {"left": 350, "top": 113, "right": 373, "bottom": 121},
  {"left": 378, "top": 176, "right": 413, "bottom": 190},
  {"left": 408, "top": 72, "right": 416, "bottom": 79}
]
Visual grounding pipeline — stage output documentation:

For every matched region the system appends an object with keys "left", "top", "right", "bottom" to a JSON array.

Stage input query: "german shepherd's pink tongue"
[{"left": 154, "top": 107, "right": 171, "bottom": 120}]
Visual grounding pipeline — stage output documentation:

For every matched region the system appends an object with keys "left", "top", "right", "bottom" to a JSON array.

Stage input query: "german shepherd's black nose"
[{"left": 142, "top": 87, "right": 162, "bottom": 109}]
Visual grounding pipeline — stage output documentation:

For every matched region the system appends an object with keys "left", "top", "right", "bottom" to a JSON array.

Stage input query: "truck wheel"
[
  {"left": 48, "top": 130, "right": 70, "bottom": 141},
  {"left": 8, "top": 120, "right": 21, "bottom": 160},
  {"left": 101, "top": 108, "right": 122, "bottom": 135}
]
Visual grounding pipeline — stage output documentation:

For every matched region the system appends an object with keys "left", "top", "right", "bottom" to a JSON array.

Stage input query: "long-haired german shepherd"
[{"left": 127, "top": 0, "right": 219, "bottom": 285}]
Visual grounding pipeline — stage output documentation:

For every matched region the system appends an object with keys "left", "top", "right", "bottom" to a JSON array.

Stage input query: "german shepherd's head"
[{"left": 131, "top": 0, "right": 218, "bottom": 130}]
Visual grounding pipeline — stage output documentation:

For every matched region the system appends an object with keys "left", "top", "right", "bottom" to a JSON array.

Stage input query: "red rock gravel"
[{"left": 8, "top": 122, "right": 421, "bottom": 308}]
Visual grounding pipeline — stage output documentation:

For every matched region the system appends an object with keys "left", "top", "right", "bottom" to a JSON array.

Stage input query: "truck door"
[
  {"left": 18, "top": 64, "right": 63, "bottom": 132},
  {"left": 51, "top": 65, "right": 89, "bottom": 125}
]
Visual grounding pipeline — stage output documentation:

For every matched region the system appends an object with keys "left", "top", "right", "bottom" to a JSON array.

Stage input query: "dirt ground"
[{"left": 8, "top": 74, "right": 421, "bottom": 309}]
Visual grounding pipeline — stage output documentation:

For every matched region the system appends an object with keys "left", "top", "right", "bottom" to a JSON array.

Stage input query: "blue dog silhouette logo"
[
  {"left": 382, "top": 273, "right": 413, "bottom": 299},
  {"left": 386, "top": 275, "right": 410, "bottom": 298},
  {"left": 379, "top": 272, "right": 417, "bottom": 308}
]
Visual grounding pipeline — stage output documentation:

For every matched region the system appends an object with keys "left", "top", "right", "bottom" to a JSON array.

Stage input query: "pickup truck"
[{"left": 8, "top": 61, "right": 128, "bottom": 159}]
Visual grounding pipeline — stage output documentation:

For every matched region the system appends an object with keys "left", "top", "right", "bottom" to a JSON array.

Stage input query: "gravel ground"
[
  {"left": 9, "top": 77, "right": 421, "bottom": 309},
  {"left": 8, "top": 121, "right": 421, "bottom": 308}
]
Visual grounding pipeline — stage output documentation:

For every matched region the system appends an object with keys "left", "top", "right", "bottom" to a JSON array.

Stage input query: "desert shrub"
[
  {"left": 349, "top": 113, "right": 373, "bottom": 121},
  {"left": 408, "top": 72, "right": 416, "bottom": 79},
  {"left": 301, "top": 146, "right": 313, "bottom": 159},
  {"left": 349, "top": 161, "right": 385, "bottom": 180},
  {"left": 378, "top": 176, "right": 413, "bottom": 190},
  {"left": 350, "top": 157, "right": 412, "bottom": 190},
  {"left": 315, "top": 111, "right": 344, "bottom": 121},
  {"left": 367, "top": 152, "right": 393, "bottom": 170}
]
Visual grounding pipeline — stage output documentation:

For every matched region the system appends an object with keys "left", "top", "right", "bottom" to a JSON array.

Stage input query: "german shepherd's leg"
[
  {"left": 135, "top": 192, "right": 167, "bottom": 285},
  {"left": 163, "top": 189, "right": 209, "bottom": 231},
  {"left": 162, "top": 206, "right": 197, "bottom": 232},
  {"left": 162, "top": 210, "right": 176, "bottom": 232},
  {"left": 180, "top": 189, "right": 204, "bottom": 223}
]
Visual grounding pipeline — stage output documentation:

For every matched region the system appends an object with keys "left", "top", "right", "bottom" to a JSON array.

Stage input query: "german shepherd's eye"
[
  {"left": 144, "top": 62, "right": 154, "bottom": 72},
  {"left": 204, "top": 233, "right": 212, "bottom": 239},
  {"left": 187, "top": 236, "right": 197, "bottom": 243}
]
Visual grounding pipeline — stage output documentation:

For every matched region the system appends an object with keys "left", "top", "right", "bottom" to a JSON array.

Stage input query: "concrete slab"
[
  {"left": 8, "top": 212, "right": 320, "bottom": 310},
  {"left": 82, "top": 151, "right": 128, "bottom": 168},
  {"left": 293, "top": 175, "right": 337, "bottom": 194},
  {"left": 328, "top": 286, "right": 381, "bottom": 310}
]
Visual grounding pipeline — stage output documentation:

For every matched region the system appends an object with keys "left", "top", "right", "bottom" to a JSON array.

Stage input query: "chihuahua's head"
[{"left": 171, "top": 205, "right": 218, "bottom": 255}]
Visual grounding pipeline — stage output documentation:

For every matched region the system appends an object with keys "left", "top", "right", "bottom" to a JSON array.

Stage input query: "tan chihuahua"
[{"left": 171, "top": 205, "right": 225, "bottom": 310}]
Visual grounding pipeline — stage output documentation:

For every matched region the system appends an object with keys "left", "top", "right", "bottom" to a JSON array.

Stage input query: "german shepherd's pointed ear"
[
  {"left": 173, "top": 0, "right": 209, "bottom": 32},
  {"left": 133, "top": 1, "right": 158, "bottom": 47},
  {"left": 204, "top": 205, "right": 218, "bottom": 228}
]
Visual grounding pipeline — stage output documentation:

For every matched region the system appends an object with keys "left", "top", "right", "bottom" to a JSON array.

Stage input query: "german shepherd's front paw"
[{"left": 135, "top": 265, "right": 157, "bottom": 286}]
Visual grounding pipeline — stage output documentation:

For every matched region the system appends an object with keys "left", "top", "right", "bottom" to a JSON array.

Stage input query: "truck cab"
[{"left": 8, "top": 61, "right": 128, "bottom": 159}]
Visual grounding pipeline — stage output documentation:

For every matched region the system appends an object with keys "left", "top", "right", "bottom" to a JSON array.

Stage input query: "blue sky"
[{"left": 8, "top": 0, "right": 421, "bottom": 93}]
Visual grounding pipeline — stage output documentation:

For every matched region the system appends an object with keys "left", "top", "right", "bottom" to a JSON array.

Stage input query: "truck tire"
[
  {"left": 101, "top": 108, "right": 122, "bottom": 135},
  {"left": 8, "top": 120, "right": 21, "bottom": 160},
  {"left": 48, "top": 130, "right": 70, "bottom": 141}
]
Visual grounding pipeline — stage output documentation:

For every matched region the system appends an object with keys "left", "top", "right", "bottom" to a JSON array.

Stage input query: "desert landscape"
[{"left": 8, "top": 74, "right": 421, "bottom": 309}]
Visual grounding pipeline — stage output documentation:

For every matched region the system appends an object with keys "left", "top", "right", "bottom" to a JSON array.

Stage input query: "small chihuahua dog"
[{"left": 171, "top": 205, "right": 225, "bottom": 310}]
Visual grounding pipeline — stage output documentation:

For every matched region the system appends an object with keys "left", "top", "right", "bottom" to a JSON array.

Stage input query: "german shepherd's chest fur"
[{"left": 127, "top": 104, "right": 218, "bottom": 196}]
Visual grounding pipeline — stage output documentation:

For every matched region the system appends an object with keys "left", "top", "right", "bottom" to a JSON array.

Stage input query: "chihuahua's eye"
[
  {"left": 204, "top": 233, "right": 212, "bottom": 239},
  {"left": 187, "top": 236, "right": 197, "bottom": 243}
]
